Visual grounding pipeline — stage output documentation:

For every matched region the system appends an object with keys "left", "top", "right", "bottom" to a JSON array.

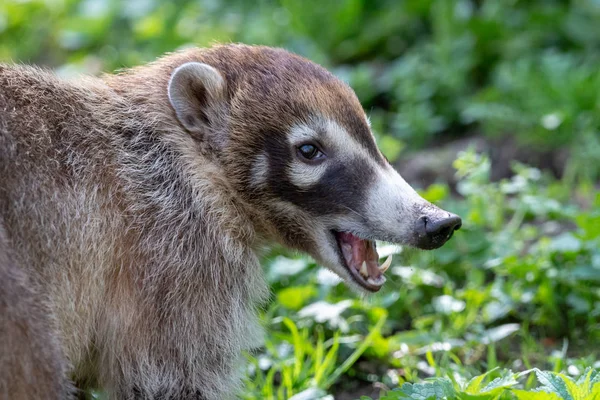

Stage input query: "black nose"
[{"left": 416, "top": 214, "right": 462, "bottom": 249}]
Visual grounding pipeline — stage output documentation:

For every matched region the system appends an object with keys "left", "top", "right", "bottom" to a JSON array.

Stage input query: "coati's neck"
[
  {"left": 102, "top": 56, "right": 279, "bottom": 249},
  {"left": 104, "top": 111, "right": 270, "bottom": 393}
]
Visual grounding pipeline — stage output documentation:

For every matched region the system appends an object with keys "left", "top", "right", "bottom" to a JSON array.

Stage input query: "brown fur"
[
  {"left": 0, "top": 45, "right": 317, "bottom": 399},
  {"left": 0, "top": 44, "right": 458, "bottom": 399},
  {"left": 0, "top": 224, "right": 72, "bottom": 399}
]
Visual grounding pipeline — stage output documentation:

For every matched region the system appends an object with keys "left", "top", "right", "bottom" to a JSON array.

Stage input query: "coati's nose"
[{"left": 415, "top": 213, "right": 462, "bottom": 249}]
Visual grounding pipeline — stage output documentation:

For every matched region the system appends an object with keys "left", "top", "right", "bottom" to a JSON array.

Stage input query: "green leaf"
[
  {"left": 511, "top": 390, "right": 562, "bottom": 400},
  {"left": 420, "top": 183, "right": 449, "bottom": 203},
  {"left": 392, "top": 378, "right": 456, "bottom": 399},
  {"left": 281, "top": 318, "right": 305, "bottom": 381},
  {"left": 378, "top": 135, "right": 405, "bottom": 162},
  {"left": 534, "top": 369, "right": 574, "bottom": 400},
  {"left": 549, "top": 233, "right": 582, "bottom": 253},
  {"left": 276, "top": 286, "right": 317, "bottom": 310},
  {"left": 589, "top": 382, "right": 600, "bottom": 400},
  {"left": 465, "top": 370, "right": 496, "bottom": 394},
  {"left": 480, "top": 371, "right": 519, "bottom": 393},
  {"left": 587, "top": 368, "right": 600, "bottom": 386}
]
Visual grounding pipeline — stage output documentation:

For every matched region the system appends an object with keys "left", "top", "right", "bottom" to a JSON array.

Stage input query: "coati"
[{"left": 0, "top": 44, "right": 461, "bottom": 399}]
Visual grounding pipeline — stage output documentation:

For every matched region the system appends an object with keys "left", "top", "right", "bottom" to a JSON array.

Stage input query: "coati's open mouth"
[{"left": 333, "top": 231, "right": 393, "bottom": 292}]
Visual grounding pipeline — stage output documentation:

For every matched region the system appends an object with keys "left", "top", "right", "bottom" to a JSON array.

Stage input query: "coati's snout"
[
  {"left": 415, "top": 212, "right": 462, "bottom": 250},
  {"left": 166, "top": 46, "right": 461, "bottom": 293}
]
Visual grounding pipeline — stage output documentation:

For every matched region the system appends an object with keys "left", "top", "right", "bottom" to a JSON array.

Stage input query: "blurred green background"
[{"left": 2, "top": 1, "right": 600, "bottom": 399}]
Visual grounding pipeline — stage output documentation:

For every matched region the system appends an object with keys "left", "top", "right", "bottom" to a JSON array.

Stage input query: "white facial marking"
[
  {"left": 319, "top": 118, "right": 373, "bottom": 161},
  {"left": 288, "top": 161, "right": 328, "bottom": 188},
  {"left": 289, "top": 116, "right": 375, "bottom": 163},
  {"left": 364, "top": 165, "right": 426, "bottom": 240},
  {"left": 287, "top": 123, "right": 328, "bottom": 188},
  {"left": 250, "top": 153, "right": 269, "bottom": 188},
  {"left": 288, "top": 123, "right": 316, "bottom": 144}
]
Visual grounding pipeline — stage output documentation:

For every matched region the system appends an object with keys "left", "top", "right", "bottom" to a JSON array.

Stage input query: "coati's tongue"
[{"left": 338, "top": 232, "right": 392, "bottom": 285}]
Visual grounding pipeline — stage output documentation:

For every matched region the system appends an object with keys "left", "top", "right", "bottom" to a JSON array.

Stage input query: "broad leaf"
[
  {"left": 390, "top": 378, "right": 456, "bottom": 399},
  {"left": 512, "top": 390, "right": 562, "bottom": 400},
  {"left": 480, "top": 372, "right": 519, "bottom": 393},
  {"left": 533, "top": 369, "right": 573, "bottom": 400}
]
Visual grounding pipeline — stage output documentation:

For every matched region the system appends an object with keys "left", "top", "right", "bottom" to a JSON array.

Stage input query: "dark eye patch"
[
  {"left": 251, "top": 128, "right": 377, "bottom": 220},
  {"left": 275, "top": 160, "right": 374, "bottom": 218}
]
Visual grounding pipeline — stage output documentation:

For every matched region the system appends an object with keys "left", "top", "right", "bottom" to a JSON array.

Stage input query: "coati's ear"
[{"left": 168, "top": 62, "right": 225, "bottom": 133}]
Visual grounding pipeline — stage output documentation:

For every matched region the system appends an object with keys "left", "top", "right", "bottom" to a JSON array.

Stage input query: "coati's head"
[{"left": 167, "top": 45, "right": 461, "bottom": 292}]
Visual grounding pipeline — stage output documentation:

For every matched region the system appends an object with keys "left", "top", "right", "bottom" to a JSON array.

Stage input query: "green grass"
[{"left": 373, "top": 368, "right": 600, "bottom": 400}]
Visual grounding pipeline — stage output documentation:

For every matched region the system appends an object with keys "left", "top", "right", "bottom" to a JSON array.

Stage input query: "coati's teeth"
[
  {"left": 359, "top": 261, "right": 368, "bottom": 278},
  {"left": 367, "top": 276, "right": 386, "bottom": 286},
  {"left": 379, "top": 255, "right": 392, "bottom": 274}
]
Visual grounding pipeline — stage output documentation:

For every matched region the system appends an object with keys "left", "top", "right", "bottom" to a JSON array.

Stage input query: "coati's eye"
[{"left": 297, "top": 144, "right": 324, "bottom": 161}]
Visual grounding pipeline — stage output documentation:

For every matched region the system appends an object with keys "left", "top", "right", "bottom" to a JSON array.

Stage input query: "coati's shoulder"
[
  {"left": 0, "top": 63, "right": 57, "bottom": 88},
  {"left": 0, "top": 64, "right": 122, "bottom": 186},
  {"left": 0, "top": 63, "right": 110, "bottom": 130},
  {"left": 1, "top": 64, "right": 85, "bottom": 105}
]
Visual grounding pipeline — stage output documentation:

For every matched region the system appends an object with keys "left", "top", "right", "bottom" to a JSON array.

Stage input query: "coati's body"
[{"left": 0, "top": 45, "right": 460, "bottom": 399}]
